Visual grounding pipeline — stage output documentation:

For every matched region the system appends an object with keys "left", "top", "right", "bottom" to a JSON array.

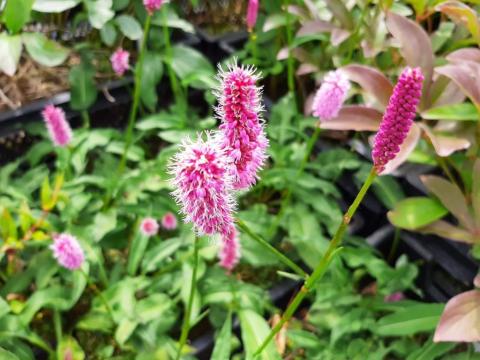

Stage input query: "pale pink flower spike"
[
  {"left": 312, "top": 70, "right": 350, "bottom": 121},
  {"left": 42, "top": 105, "right": 72, "bottom": 147},
  {"left": 110, "top": 48, "right": 130, "bottom": 76},
  {"left": 50, "top": 233, "right": 85, "bottom": 270},
  {"left": 144, "top": 0, "right": 163, "bottom": 14},
  {"left": 246, "top": 0, "right": 259, "bottom": 31},
  {"left": 169, "top": 134, "right": 236, "bottom": 235},
  {"left": 215, "top": 61, "right": 268, "bottom": 190},
  {"left": 140, "top": 217, "right": 159, "bottom": 236},
  {"left": 219, "top": 225, "right": 241, "bottom": 271}
]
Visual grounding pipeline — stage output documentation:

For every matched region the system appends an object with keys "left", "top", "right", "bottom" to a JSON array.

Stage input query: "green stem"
[
  {"left": 236, "top": 218, "right": 307, "bottom": 279},
  {"left": 81, "top": 110, "right": 90, "bottom": 129},
  {"left": 162, "top": 6, "right": 185, "bottom": 123},
  {"left": 250, "top": 31, "right": 258, "bottom": 62},
  {"left": 268, "top": 127, "right": 321, "bottom": 238},
  {"left": 79, "top": 268, "right": 115, "bottom": 322},
  {"left": 53, "top": 309, "right": 62, "bottom": 352},
  {"left": 283, "top": 0, "right": 295, "bottom": 95},
  {"left": 388, "top": 227, "right": 401, "bottom": 263},
  {"left": 176, "top": 236, "right": 199, "bottom": 360},
  {"left": 118, "top": 14, "right": 152, "bottom": 174},
  {"left": 254, "top": 167, "right": 377, "bottom": 356}
]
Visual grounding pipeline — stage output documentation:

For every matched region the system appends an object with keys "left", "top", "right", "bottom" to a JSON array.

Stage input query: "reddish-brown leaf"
[
  {"left": 319, "top": 106, "right": 382, "bottom": 131},
  {"left": 341, "top": 64, "right": 394, "bottom": 107},
  {"left": 419, "top": 123, "right": 471, "bottom": 157},
  {"left": 434, "top": 290, "right": 480, "bottom": 342},
  {"left": 420, "top": 220, "right": 476, "bottom": 244},
  {"left": 421, "top": 175, "right": 476, "bottom": 231},
  {"left": 447, "top": 48, "right": 480, "bottom": 63},
  {"left": 435, "top": 62, "right": 480, "bottom": 106},
  {"left": 296, "top": 20, "right": 335, "bottom": 37},
  {"left": 436, "top": 1, "right": 480, "bottom": 45}
]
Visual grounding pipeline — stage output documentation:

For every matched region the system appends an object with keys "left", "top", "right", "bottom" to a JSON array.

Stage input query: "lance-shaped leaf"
[
  {"left": 319, "top": 106, "right": 382, "bottom": 131},
  {"left": 435, "top": 62, "right": 480, "bottom": 107},
  {"left": 473, "top": 160, "right": 480, "bottom": 226},
  {"left": 422, "top": 103, "right": 477, "bottom": 121},
  {"left": 419, "top": 220, "right": 476, "bottom": 244},
  {"left": 421, "top": 175, "right": 476, "bottom": 231},
  {"left": 386, "top": 11, "right": 434, "bottom": 94},
  {"left": 382, "top": 123, "right": 421, "bottom": 174},
  {"left": 434, "top": 290, "right": 480, "bottom": 342},
  {"left": 296, "top": 20, "right": 335, "bottom": 37},
  {"left": 418, "top": 123, "right": 471, "bottom": 157},
  {"left": 387, "top": 197, "right": 448, "bottom": 230},
  {"left": 446, "top": 48, "right": 480, "bottom": 63},
  {"left": 341, "top": 64, "right": 393, "bottom": 107},
  {"left": 429, "top": 75, "right": 466, "bottom": 108},
  {"left": 326, "top": 0, "right": 354, "bottom": 30},
  {"left": 436, "top": 1, "right": 480, "bottom": 45}
]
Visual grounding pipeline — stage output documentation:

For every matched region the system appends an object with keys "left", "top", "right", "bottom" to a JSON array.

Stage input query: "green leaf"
[
  {"left": 90, "top": 210, "right": 117, "bottom": 242},
  {"left": 211, "top": 313, "right": 232, "bottom": 360},
  {"left": 170, "top": 45, "right": 214, "bottom": 89},
  {"left": 141, "top": 238, "right": 182, "bottom": 273},
  {"left": 387, "top": 197, "right": 448, "bottom": 230},
  {"left": 69, "top": 62, "right": 97, "bottom": 111},
  {"left": 373, "top": 175, "right": 405, "bottom": 210},
  {"left": 406, "top": 338, "right": 455, "bottom": 360},
  {"left": 140, "top": 51, "right": 164, "bottom": 111},
  {"left": 127, "top": 232, "right": 149, "bottom": 276},
  {"left": 422, "top": 103, "right": 479, "bottom": 121},
  {"left": 0, "top": 33, "right": 22, "bottom": 76},
  {"left": 115, "top": 15, "right": 142, "bottom": 40},
  {"left": 40, "top": 176, "right": 52, "bottom": 210},
  {"left": 85, "top": 0, "right": 114, "bottom": 29},
  {"left": 32, "top": 0, "right": 80, "bottom": 12},
  {"left": 57, "top": 336, "right": 85, "bottom": 360},
  {"left": 136, "top": 293, "right": 173, "bottom": 323},
  {"left": 239, "top": 309, "right": 281, "bottom": 360},
  {"left": 3, "top": 0, "right": 34, "bottom": 33},
  {"left": 0, "top": 347, "right": 20, "bottom": 360},
  {"left": 100, "top": 21, "right": 117, "bottom": 46},
  {"left": 23, "top": 33, "right": 69, "bottom": 67},
  {"left": 375, "top": 304, "right": 444, "bottom": 336}
]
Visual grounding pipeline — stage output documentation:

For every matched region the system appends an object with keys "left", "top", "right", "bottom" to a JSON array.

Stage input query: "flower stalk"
[
  {"left": 118, "top": 14, "right": 152, "bottom": 174},
  {"left": 254, "top": 167, "right": 377, "bottom": 355},
  {"left": 176, "top": 236, "right": 199, "bottom": 360}
]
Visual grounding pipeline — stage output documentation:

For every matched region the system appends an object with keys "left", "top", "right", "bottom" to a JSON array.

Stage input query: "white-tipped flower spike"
[
  {"left": 50, "top": 233, "right": 84, "bottom": 270},
  {"left": 140, "top": 217, "right": 159, "bottom": 236},
  {"left": 169, "top": 133, "right": 236, "bottom": 235},
  {"left": 215, "top": 60, "right": 268, "bottom": 190},
  {"left": 312, "top": 70, "right": 350, "bottom": 121},
  {"left": 42, "top": 105, "right": 72, "bottom": 147}
]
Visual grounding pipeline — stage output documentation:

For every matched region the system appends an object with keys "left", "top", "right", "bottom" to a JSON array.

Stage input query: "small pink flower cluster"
[
  {"left": 110, "top": 48, "right": 130, "bottom": 76},
  {"left": 312, "top": 70, "right": 350, "bottom": 121},
  {"left": 139, "top": 213, "right": 178, "bottom": 236},
  {"left": 42, "top": 105, "right": 72, "bottom": 147},
  {"left": 144, "top": 0, "right": 163, "bottom": 14},
  {"left": 171, "top": 61, "right": 267, "bottom": 271},
  {"left": 50, "top": 233, "right": 84, "bottom": 270}
]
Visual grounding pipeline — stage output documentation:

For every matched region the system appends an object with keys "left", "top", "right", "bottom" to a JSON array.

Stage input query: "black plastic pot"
[{"left": 367, "top": 225, "right": 477, "bottom": 302}]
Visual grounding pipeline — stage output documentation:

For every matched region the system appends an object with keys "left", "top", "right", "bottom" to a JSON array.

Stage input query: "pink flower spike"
[
  {"left": 140, "top": 217, "right": 159, "bottom": 236},
  {"left": 50, "top": 233, "right": 85, "bottom": 270},
  {"left": 169, "top": 133, "right": 236, "bottom": 235},
  {"left": 372, "top": 67, "right": 423, "bottom": 174},
  {"left": 246, "top": 0, "right": 259, "bottom": 31},
  {"left": 215, "top": 61, "right": 268, "bottom": 190},
  {"left": 161, "top": 212, "right": 177, "bottom": 230},
  {"left": 143, "top": 0, "right": 163, "bottom": 14},
  {"left": 219, "top": 225, "right": 241, "bottom": 271},
  {"left": 41, "top": 105, "right": 72, "bottom": 147},
  {"left": 311, "top": 70, "right": 350, "bottom": 121},
  {"left": 110, "top": 48, "right": 130, "bottom": 76}
]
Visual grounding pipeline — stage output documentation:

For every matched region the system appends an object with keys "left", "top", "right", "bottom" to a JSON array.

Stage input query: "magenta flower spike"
[
  {"left": 372, "top": 67, "right": 423, "bottom": 174},
  {"left": 311, "top": 70, "right": 350, "bottom": 121},
  {"left": 50, "top": 233, "right": 85, "bottom": 270},
  {"left": 215, "top": 61, "right": 268, "bottom": 190},
  {"left": 41, "top": 105, "right": 72, "bottom": 147},
  {"left": 246, "top": 0, "right": 259, "bottom": 31},
  {"left": 170, "top": 134, "right": 236, "bottom": 235},
  {"left": 219, "top": 225, "right": 241, "bottom": 271},
  {"left": 140, "top": 217, "right": 159, "bottom": 236},
  {"left": 161, "top": 212, "right": 178, "bottom": 230},
  {"left": 110, "top": 48, "right": 130, "bottom": 76},
  {"left": 144, "top": 0, "right": 163, "bottom": 14}
]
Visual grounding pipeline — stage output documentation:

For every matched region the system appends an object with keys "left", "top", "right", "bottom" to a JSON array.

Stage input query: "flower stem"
[
  {"left": 236, "top": 218, "right": 307, "bottom": 279},
  {"left": 79, "top": 268, "right": 114, "bottom": 322},
  {"left": 176, "top": 236, "right": 199, "bottom": 360},
  {"left": 254, "top": 167, "right": 377, "bottom": 356},
  {"left": 118, "top": 14, "right": 152, "bottom": 174},
  {"left": 162, "top": 6, "right": 186, "bottom": 124},
  {"left": 267, "top": 126, "right": 321, "bottom": 238},
  {"left": 53, "top": 309, "right": 62, "bottom": 352},
  {"left": 283, "top": 0, "right": 295, "bottom": 95},
  {"left": 81, "top": 110, "right": 90, "bottom": 129}
]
